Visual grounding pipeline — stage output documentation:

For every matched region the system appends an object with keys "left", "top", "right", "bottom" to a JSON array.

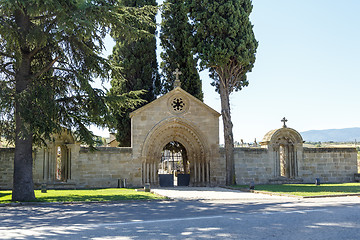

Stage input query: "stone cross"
[
  {"left": 173, "top": 68, "right": 182, "bottom": 88},
  {"left": 281, "top": 117, "right": 288, "bottom": 128}
]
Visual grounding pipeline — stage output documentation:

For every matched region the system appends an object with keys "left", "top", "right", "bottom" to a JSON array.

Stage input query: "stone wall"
[
  {"left": 232, "top": 147, "right": 358, "bottom": 185},
  {"left": 0, "top": 148, "right": 14, "bottom": 189},
  {"left": 232, "top": 147, "right": 272, "bottom": 185},
  {"left": 300, "top": 147, "right": 358, "bottom": 183},
  {"left": 70, "top": 147, "right": 134, "bottom": 188},
  {"left": 1, "top": 147, "right": 136, "bottom": 189},
  {"left": 1, "top": 145, "right": 358, "bottom": 189},
  {"left": 358, "top": 151, "right": 360, "bottom": 173}
]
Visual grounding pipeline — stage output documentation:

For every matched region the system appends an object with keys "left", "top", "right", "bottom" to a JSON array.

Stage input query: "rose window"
[{"left": 171, "top": 98, "right": 185, "bottom": 112}]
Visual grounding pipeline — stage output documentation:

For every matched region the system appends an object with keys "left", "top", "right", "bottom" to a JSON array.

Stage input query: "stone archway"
[
  {"left": 42, "top": 130, "right": 76, "bottom": 184},
  {"left": 262, "top": 126, "right": 303, "bottom": 179},
  {"left": 141, "top": 117, "right": 210, "bottom": 186},
  {"left": 55, "top": 145, "right": 71, "bottom": 181}
]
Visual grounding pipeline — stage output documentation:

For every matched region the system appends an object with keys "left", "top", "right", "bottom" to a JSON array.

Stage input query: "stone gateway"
[
  {"left": 0, "top": 86, "right": 358, "bottom": 189},
  {"left": 129, "top": 86, "right": 223, "bottom": 186}
]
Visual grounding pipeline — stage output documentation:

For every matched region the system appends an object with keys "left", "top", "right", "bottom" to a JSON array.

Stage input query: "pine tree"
[
  {"left": 160, "top": 0, "right": 203, "bottom": 100},
  {"left": 188, "top": 0, "right": 258, "bottom": 185},
  {"left": 0, "top": 0, "right": 155, "bottom": 201},
  {"left": 109, "top": 0, "right": 160, "bottom": 147}
]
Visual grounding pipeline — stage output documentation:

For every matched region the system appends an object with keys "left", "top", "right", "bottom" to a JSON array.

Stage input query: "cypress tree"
[
  {"left": 109, "top": 0, "right": 160, "bottom": 147},
  {"left": 188, "top": 0, "right": 258, "bottom": 185},
  {"left": 160, "top": 0, "right": 203, "bottom": 100}
]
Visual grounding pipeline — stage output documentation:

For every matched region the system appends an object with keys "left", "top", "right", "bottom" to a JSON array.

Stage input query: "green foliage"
[
  {"left": 0, "top": 0, "right": 154, "bottom": 146},
  {"left": 109, "top": 0, "right": 160, "bottom": 147},
  {"left": 0, "top": 0, "right": 156, "bottom": 201},
  {"left": 0, "top": 188, "right": 165, "bottom": 203},
  {"left": 188, "top": 0, "right": 258, "bottom": 93},
  {"left": 160, "top": 0, "right": 203, "bottom": 100}
]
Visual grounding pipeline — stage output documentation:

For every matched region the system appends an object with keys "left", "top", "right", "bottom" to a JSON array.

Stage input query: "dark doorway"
[
  {"left": 56, "top": 145, "right": 70, "bottom": 182},
  {"left": 158, "top": 141, "right": 190, "bottom": 187}
]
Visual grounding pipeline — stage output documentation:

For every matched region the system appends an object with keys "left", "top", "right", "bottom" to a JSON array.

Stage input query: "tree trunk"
[
  {"left": 12, "top": 120, "right": 35, "bottom": 202},
  {"left": 219, "top": 81, "right": 235, "bottom": 186},
  {"left": 12, "top": 54, "right": 36, "bottom": 202}
]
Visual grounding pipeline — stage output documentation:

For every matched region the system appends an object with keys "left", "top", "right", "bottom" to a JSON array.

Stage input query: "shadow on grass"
[
  {"left": 0, "top": 192, "right": 12, "bottom": 199},
  {"left": 35, "top": 194, "right": 161, "bottom": 203},
  {"left": 1, "top": 189, "right": 164, "bottom": 203}
]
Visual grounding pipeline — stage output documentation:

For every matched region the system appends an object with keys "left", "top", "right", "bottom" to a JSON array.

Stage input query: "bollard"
[
  {"left": 144, "top": 183, "right": 151, "bottom": 192},
  {"left": 249, "top": 181, "right": 255, "bottom": 190},
  {"left": 41, "top": 183, "right": 47, "bottom": 193}
]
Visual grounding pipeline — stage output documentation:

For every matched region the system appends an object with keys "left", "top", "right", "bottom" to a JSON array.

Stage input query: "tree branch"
[
  {"left": 29, "top": 34, "right": 66, "bottom": 58},
  {"left": 0, "top": 51, "right": 14, "bottom": 59},
  {"left": 0, "top": 17, "right": 13, "bottom": 30},
  {"left": 53, "top": 67, "right": 77, "bottom": 74},
  {"left": 32, "top": 56, "right": 60, "bottom": 79},
  {"left": 29, "top": 14, "right": 56, "bottom": 21},
  {"left": 56, "top": 95, "right": 87, "bottom": 103},
  {"left": 217, "top": 66, "right": 227, "bottom": 91},
  {"left": 0, "top": 63, "right": 15, "bottom": 76}
]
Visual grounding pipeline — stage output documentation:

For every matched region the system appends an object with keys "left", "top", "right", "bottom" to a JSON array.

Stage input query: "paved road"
[{"left": 1, "top": 188, "right": 359, "bottom": 239}]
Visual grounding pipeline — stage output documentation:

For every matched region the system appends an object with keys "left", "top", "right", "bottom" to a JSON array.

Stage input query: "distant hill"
[{"left": 300, "top": 127, "right": 360, "bottom": 142}]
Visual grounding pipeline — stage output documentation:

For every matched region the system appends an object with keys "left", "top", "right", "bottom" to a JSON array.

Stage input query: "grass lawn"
[
  {"left": 232, "top": 183, "right": 360, "bottom": 197},
  {"left": 0, "top": 188, "right": 165, "bottom": 203}
]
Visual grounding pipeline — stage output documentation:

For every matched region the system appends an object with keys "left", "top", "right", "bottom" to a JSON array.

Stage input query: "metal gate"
[
  {"left": 177, "top": 174, "right": 190, "bottom": 186},
  {"left": 158, "top": 174, "right": 174, "bottom": 187}
]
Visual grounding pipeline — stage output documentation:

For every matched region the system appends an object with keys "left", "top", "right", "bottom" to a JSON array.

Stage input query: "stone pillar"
[
  {"left": 145, "top": 163, "right": 149, "bottom": 183},
  {"left": 270, "top": 145, "right": 280, "bottom": 177},
  {"left": 202, "top": 162, "right": 205, "bottom": 184},
  {"left": 43, "top": 149, "right": 47, "bottom": 180},
  {"left": 197, "top": 162, "right": 201, "bottom": 183},
  {"left": 152, "top": 163, "right": 156, "bottom": 184},
  {"left": 194, "top": 162, "right": 197, "bottom": 184},
  {"left": 287, "top": 145, "right": 291, "bottom": 178},
  {"left": 206, "top": 161, "right": 209, "bottom": 184},
  {"left": 49, "top": 147, "right": 54, "bottom": 181},
  {"left": 294, "top": 150, "right": 298, "bottom": 177}
]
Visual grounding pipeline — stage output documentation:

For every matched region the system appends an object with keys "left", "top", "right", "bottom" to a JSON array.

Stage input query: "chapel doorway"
[
  {"left": 158, "top": 141, "right": 190, "bottom": 187},
  {"left": 261, "top": 121, "right": 303, "bottom": 181},
  {"left": 141, "top": 118, "right": 212, "bottom": 186},
  {"left": 55, "top": 145, "right": 71, "bottom": 182},
  {"left": 279, "top": 143, "right": 297, "bottom": 178}
]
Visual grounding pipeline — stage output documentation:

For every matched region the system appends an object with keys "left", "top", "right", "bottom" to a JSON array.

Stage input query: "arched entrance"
[
  {"left": 278, "top": 138, "right": 298, "bottom": 178},
  {"left": 55, "top": 145, "right": 71, "bottom": 181},
  {"left": 42, "top": 130, "right": 75, "bottom": 183},
  {"left": 261, "top": 125, "right": 303, "bottom": 179},
  {"left": 141, "top": 118, "right": 210, "bottom": 186}
]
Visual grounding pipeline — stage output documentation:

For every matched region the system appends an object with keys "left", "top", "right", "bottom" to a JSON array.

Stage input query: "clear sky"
[{"left": 92, "top": 0, "right": 360, "bottom": 144}]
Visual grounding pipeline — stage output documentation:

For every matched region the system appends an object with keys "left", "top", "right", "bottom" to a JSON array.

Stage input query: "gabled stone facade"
[{"left": 130, "top": 87, "right": 223, "bottom": 186}]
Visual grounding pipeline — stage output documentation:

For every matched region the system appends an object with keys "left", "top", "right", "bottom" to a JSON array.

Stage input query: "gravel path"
[{"left": 151, "top": 187, "right": 360, "bottom": 205}]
